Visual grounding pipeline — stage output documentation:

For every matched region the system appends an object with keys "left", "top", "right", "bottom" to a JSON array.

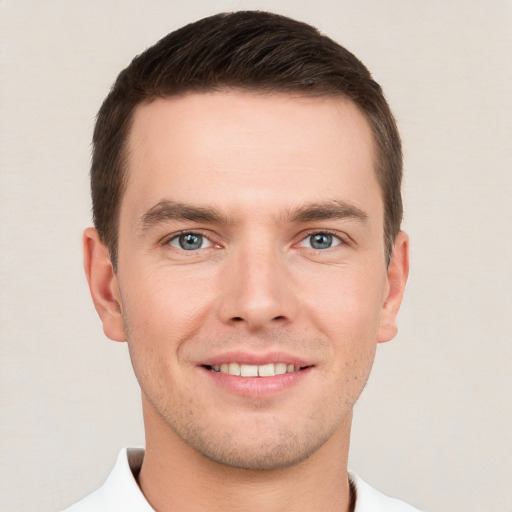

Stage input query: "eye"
[
  {"left": 299, "top": 232, "right": 342, "bottom": 250},
  {"left": 168, "top": 232, "right": 213, "bottom": 251}
]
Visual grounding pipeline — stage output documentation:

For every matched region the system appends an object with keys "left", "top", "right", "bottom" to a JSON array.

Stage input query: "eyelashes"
[
  {"left": 162, "top": 229, "right": 347, "bottom": 253},
  {"left": 297, "top": 232, "right": 343, "bottom": 250},
  {"left": 167, "top": 232, "right": 215, "bottom": 251}
]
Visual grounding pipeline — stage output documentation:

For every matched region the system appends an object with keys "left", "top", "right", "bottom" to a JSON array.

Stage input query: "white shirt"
[{"left": 63, "top": 448, "right": 421, "bottom": 512}]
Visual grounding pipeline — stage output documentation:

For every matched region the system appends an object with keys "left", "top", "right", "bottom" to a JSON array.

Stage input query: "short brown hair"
[{"left": 91, "top": 11, "right": 402, "bottom": 268}]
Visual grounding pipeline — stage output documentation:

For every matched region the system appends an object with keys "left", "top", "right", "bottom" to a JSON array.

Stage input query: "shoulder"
[
  {"left": 349, "top": 471, "right": 422, "bottom": 512},
  {"left": 62, "top": 448, "right": 153, "bottom": 512}
]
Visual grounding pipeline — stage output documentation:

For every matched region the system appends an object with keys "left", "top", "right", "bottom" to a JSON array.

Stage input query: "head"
[
  {"left": 91, "top": 11, "right": 402, "bottom": 269},
  {"left": 84, "top": 11, "right": 408, "bottom": 472}
]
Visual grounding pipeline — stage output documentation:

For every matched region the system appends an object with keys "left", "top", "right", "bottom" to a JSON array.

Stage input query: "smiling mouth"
[{"left": 203, "top": 362, "right": 311, "bottom": 377}]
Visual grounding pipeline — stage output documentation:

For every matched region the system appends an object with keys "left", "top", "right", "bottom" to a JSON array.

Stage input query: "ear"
[
  {"left": 377, "top": 231, "right": 409, "bottom": 343},
  {"left": 83, "top": 227, "right": 126, "bottom": 342}
]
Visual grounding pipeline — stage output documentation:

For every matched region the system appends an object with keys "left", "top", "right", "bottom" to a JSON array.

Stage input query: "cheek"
[
  {"left": 121, "top": 265, "right": 216, "bottom": 336},
  {"left": 303, "top": 265, "right": 386, "bottom": 339},
  {"left": 118, "top": 265, "right": 222, "bottom": 393}
]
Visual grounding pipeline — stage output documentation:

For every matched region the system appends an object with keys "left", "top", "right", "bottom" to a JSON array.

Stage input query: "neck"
[{"left": 137, "top": 399, "right": 354, "bottom": 512}]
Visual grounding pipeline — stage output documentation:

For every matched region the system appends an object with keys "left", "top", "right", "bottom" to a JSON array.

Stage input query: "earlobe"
[
  {"left": 377, "top": 231, "right": 409, "bottom": 343},
  {"left": 83, "top": 227, "right": 126, "bottom": 342}
]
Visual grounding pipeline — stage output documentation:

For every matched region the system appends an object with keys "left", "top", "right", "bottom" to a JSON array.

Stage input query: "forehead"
[{"left": 123, "top": 91, "right": 381, "bottom": 220}]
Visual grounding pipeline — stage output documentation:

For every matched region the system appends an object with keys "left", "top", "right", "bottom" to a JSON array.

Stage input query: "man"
[{"left": 66, "top": 11, "right": 419, "bottom": 512}]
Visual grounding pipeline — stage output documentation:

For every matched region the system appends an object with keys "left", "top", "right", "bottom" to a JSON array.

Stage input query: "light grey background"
[{"left": 1, "top": 1, "right": 511, "bottom": 511}]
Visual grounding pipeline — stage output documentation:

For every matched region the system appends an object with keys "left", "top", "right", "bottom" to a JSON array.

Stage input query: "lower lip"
[{"left": 200, "top": 366, "right": 313, "bottom": 397}]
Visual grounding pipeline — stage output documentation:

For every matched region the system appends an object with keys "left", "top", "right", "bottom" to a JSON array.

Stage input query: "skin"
[{"left": 84, "top": 91, "right": 409, "bottom": 512}]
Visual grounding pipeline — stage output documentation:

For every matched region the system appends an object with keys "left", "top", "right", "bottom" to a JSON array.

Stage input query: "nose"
[{"left": 217, "top": 242, "right": 298, "bottom": 331}]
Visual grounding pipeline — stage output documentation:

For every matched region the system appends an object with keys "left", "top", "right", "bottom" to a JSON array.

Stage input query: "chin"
[
  {"left": 190, "top": 435, "right": 321, "bottom": 470},
  {"left": 166, "top": 412, "right": 339, "bottom": 471}
]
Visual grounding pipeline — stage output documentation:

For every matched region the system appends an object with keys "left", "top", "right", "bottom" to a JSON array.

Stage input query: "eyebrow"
[
  {"left": 287, "top": 200, "right": 369, "bottom": 224},
  {"left": 139, "top": 200, "right": 229, "bottom": 233},
  {"left": 138, "top": 198, "right": 368, "bottom": 234}
]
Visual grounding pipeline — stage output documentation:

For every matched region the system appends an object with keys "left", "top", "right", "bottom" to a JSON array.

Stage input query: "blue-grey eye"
[
  {"left": 299, "top": 232, "right": 342, "bottom": 250},
  {"left": 310, "top": 233, "right": 333, "bottom": 249},
  {"left": 170, "top": 233, "right": 206, "bottom": 250}
]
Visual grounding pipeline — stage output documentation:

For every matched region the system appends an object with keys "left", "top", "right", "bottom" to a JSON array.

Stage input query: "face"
[{"left": 85, "top": 91, "right": 408, "bottom": 470}]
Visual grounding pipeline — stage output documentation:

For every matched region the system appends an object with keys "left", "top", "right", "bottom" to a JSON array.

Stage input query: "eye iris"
[
  {"left": 310, "top": 233, "right": 332, "bottom": 249},
  {"left": 179, "top": 233, "right": 203, "bottom": 250}
]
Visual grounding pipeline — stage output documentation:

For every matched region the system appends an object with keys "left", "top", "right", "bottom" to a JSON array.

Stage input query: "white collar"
[{"left": 65, "top": 447, "right": 420, "bottom": 511}]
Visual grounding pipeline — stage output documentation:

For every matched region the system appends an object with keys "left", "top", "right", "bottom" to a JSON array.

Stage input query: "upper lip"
[{"left": 200, "top": 351, "right": 313, "bottom": 368}]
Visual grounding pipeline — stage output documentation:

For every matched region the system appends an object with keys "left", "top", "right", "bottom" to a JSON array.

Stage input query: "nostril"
[{"left": 229, "top": 315, "right": 287, "bottom": 324}]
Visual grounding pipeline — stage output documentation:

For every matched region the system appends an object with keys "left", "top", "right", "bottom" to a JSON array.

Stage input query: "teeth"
[
  {"left": 214, "top": 363, "right": 303, "bottom": 377},
  {"left": 275, "top": 363, "right": 287, "bottom": 375},
  {"left": 228, "top": 362, "right": 240, "bottom": 376},
  {"left": 258, "top": 363, "right": 275, "bottom": 377},
  {"left": 241, "top": 364, "right": 259, "bottom": 377}
]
